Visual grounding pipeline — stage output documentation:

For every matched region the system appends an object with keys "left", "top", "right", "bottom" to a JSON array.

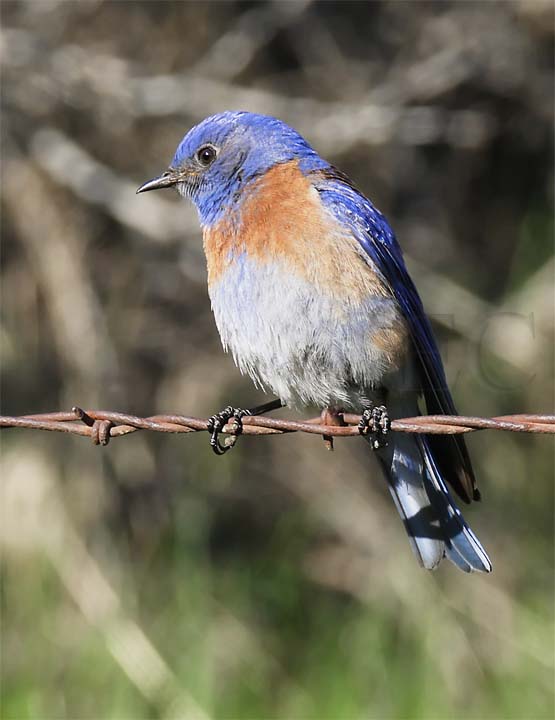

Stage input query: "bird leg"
[
  {"left": 320, "top": 408, "right": 346, "bottom": 451},
  {"left": 207, "top": 398, "right": 283, "bottom": 456},
  {"left": 358, "top": 404, "right": 390, "bottom": 450}
]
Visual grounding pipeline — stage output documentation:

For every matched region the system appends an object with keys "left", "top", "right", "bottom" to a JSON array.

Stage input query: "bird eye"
[{"left": 196, "top": 145, "right": 217, "bottom": 167}]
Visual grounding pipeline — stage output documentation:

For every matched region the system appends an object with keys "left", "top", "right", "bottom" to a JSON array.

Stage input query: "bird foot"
[
  {"left": 358, "top": 405, "right": 390, "bottom": 450},
  {"left": 206, "top": 398, "right": 283, "bottom": 456},
  {"left": 206, "top": 406, "right": 250, "bottom": 456}
]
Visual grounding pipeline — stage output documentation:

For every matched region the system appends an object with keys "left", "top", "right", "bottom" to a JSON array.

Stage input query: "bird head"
[{"left": 136, "top": 111, "right": 327, "bottom": 226}]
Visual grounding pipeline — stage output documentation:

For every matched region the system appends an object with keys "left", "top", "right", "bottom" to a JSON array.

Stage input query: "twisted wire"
[{"left": 0, "top": 408, "right": 553, "bottom": 447}]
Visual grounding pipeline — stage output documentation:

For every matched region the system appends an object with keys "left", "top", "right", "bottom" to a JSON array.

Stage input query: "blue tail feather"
[
  {"left": 419, "top": 437, "right": 492, "bottom": 573},
  {"left": 372, "top": 398, "right": 492, "bottom": 573}
]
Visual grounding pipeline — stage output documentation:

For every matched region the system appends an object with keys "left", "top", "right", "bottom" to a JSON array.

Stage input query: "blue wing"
[{"left": 313, "top": 167, "right": 478, "bottom": 503}]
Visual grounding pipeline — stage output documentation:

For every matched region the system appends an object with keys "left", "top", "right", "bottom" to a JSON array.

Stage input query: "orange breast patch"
[{"left": 203, "top": 160, "right": 389, "bottom": 303}]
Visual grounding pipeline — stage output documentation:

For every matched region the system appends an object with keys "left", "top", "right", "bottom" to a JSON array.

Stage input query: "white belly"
[{"left": 208, "top": 256, "right": 407, "bottom": 410}]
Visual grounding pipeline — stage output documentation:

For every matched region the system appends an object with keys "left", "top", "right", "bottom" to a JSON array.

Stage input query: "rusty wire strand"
[{"left": 0, "top": 408, "right": 554, "bottom": 447}]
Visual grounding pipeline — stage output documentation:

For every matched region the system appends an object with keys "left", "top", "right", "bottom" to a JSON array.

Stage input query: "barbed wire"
[{"left": 1, "top": 407, "right": 553, "bottom": 448}]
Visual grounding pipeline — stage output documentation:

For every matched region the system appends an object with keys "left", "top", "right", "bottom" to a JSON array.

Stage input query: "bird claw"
[
  {"left": 206, "top": 406, "right": 250, "bottom": 456},
  {"left": 358, "top": 405, "right": 390, "bottom": 450}
]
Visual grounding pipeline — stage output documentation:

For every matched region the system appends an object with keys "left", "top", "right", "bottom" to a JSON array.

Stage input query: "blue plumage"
[
  {"left": 170, "top": 111, "right": 327, "bottom": 226},
  {"left": 137, "top": 111, "right": 492, "bottom": 573},
  {"left": 315, "top": 170, "right": 477, "bottom": 503}
]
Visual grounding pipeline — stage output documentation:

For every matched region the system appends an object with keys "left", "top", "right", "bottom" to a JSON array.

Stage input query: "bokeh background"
[{"left": 1, "top": 1, "right": 554, "bottom": 718}]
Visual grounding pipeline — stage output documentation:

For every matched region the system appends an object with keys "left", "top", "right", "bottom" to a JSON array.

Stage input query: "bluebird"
[{"left": 137, "top": 111, "right": 492, "bottom": 573}]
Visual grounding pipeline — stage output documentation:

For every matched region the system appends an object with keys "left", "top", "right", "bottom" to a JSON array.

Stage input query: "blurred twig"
[
  {"left": 1, "top": 29, "right": 499, "bottom": 151},
  {"left": 1, "top": 408, "right": 553, "bottom": 446}
]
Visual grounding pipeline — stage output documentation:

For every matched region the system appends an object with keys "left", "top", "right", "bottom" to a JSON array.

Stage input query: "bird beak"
[{"left": 136, "top": 169, "right": 181, "bottom": 194}]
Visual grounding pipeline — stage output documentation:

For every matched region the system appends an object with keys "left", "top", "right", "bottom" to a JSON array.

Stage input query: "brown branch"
[{"left": 0, "top": 407, "right": 553, "bottom": 447}]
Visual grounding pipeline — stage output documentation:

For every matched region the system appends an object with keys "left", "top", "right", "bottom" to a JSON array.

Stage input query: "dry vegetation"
[{"left": 1, "top": 1, "right": 554, "bottom": 718}]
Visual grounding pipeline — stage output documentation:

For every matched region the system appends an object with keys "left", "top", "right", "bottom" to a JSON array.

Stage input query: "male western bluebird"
[{"left": 137, "top": 111, "right": 492, "bottom": 573}]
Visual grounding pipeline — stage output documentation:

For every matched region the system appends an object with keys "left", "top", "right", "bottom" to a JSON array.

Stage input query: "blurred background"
[{"left": 1, "top": 1, "right": 554, "bottom": 718}]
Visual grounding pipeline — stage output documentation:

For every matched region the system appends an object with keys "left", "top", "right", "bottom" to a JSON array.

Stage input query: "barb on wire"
[{"left": 0, "top": 407, "right": 554, "bottom": 448}]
